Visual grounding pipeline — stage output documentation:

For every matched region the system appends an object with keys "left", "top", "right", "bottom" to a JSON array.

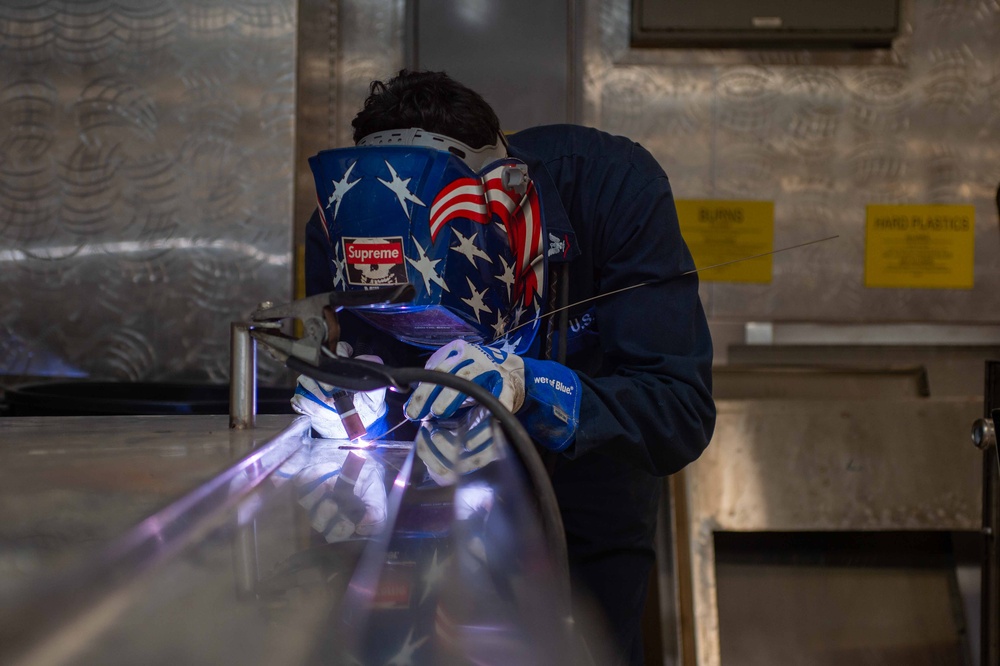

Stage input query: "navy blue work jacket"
[{"left": 304, "top": 124, "right": 716, "bottom": 561}]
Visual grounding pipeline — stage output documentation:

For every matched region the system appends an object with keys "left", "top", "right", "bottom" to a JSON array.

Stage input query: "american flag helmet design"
[{"left": 309, "top": 145, "right": 547, "bottom": 355}]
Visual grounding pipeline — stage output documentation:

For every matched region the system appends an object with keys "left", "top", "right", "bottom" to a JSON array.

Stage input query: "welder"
[{"left": 291, "top": 69, "right": 716, "bottom": 666}]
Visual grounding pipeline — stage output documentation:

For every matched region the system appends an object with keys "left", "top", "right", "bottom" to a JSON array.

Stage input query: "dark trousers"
[{"left": 570, "top": 549, "right": 656, "bottom": 666}]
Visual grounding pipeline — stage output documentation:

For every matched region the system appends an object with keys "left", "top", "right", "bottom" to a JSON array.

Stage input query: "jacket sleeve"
[
  {"left": 304, "top": 209, "right": 333, "bottom": 296},
  {"left": 567, "top": 150, "right": 715, "bottom": 477}
]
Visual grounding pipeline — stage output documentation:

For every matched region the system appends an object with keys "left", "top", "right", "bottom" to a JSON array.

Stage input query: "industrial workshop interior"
[{"left": 1, "top": 1, "right": 999, "bottom": 665}]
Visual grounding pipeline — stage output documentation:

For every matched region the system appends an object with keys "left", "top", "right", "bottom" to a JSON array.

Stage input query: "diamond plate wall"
[
  {"left": 584, "top": 0, "right": 1000, "bottom": 327},
  {"left": 0, "top": 1, "right": 296, "bottom": 383},
  {"left": 5, "top": 0, "right": 997, "bottom": 382}
]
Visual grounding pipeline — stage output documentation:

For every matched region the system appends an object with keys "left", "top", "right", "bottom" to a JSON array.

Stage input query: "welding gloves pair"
[{"left": 292, "top": 338, "right": 581, "bottom": 480}]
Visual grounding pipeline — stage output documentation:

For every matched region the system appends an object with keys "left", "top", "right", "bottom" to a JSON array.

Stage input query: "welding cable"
[{"left": 284, "top": 353, "right": 572, "bottom": 606}]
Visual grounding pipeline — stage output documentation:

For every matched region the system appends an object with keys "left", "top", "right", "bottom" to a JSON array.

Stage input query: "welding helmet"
[{"left": 308, "top": 128, "right": 547, "bottom": 355}]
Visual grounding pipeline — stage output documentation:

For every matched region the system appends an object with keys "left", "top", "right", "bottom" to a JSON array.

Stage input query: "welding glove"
[
  {"left": 404, "top": 340, "right": 581, "bottom": 452},
  {"left": 415, "top": 406, "right": 506, "bottom": 486},
  {"left": 290, "top": 341, "right": 389, "bottom": 440},
  {"left": 272, "top": 446, "right": 387, "bottom": 542}
]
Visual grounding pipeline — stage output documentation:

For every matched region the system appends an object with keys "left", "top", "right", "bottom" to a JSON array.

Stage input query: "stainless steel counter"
[
  {"left": 0, "top": 414, "right": 595, "bottom": 666},
  {"left": 0, "top": 415, "right": 300, "bottom": 597}
]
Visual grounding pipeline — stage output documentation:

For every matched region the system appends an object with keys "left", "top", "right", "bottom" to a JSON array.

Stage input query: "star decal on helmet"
[
  {"left": 326, "top": 161, "right": 360, "bottom": 219},
  {"left": 331, "top": 241, "right": 346, "bottom": 289},
  {"left": 495, "top": 254, "right": 515, "bottom": 301},
  {"left": 495, "top": 334, "right": 524, "bottom": 355},
  {"left": 405, "top": 236, "right": 449, "bottom": 294},
  {"left": 378, "top": 161, "right": 425, "bottom": 219},
  {"left": 449, "top": 227, "right": 492, "bottom": 266},
  {"left": 460, "top": 276, "right": 491, "bottom": 324},
  {"left": 489, "top": 311, "right": 508, "bottom": 340}
]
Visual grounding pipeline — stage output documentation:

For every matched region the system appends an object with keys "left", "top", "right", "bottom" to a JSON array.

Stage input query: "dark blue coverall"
[{"left": 305, "top": 124, "right": 716, "bottom": 665}]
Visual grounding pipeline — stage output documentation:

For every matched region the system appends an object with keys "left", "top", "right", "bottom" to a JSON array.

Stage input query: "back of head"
[{"left": 351, "top": 70, "right": 502, "bottom": 149}]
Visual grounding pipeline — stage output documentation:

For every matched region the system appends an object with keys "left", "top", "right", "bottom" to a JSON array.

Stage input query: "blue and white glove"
[
  {"left": 415, "top": 406, "right": 506, "bottom": 486},
  {"left": 290, "top": 342, "right": 389, "bottom": 440},
  {"left": 404, "top": 340, "right": 581, "bottom": 452},
  {"left": 272, "top": 447, "right": 387, "bottom": 542}
]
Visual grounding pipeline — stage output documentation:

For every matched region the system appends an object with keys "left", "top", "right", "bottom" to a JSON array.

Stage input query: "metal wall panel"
[
  {"left": 412, "top": 0, "right": 571, "bottom": 131},
  {"left": 5, "top": 0, "right": 996, "bottom": 379},
  {"left": 582, "top": 0, "right": 1000, "bottom": 327},
  {"left": 0, "top": 1, "right": 297, "bottom": 383}
]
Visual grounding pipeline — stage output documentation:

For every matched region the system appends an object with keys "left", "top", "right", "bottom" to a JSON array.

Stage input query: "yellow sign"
[
  {"left": 676, "top": 200, "right": 774, "bottom": 283},
  {"left": 865, "top": 205, "right": 975, "bottom": 289}
]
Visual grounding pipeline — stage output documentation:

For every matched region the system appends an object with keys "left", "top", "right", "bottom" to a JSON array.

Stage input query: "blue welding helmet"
[{"left": 308, "top": 129, "right": 547, "bottom": 355}]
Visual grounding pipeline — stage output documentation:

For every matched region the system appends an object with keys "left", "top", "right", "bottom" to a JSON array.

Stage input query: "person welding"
[{"left": 290, "top": 69, "right": 716, "bottom": 666}]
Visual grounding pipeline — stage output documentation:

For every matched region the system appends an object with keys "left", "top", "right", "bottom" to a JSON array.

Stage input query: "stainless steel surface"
[
  {"left": 678, "top": 397, "right": 983, "bottom": 666},
  {"left": 0, "top": 414, "right": 310, "bottom": 666},
  {"left": 229, "top": 322, "right": 256, "bottom": 430},
  {"left": 412, "top": 0, "right": 571, "bottom": 131},
  {"left": 0, "top": 416, "right": 597, "bottom": 666},
  {"left": 293, "top": 0, "right": 406, "bottom": 293},
  {"left": 5, "top": 0, "right": 995, "bottom": 379},
  {"left": 0, "top": 414, "right": 301, "bottom": 599},
  {"left": 583, "top": 0, "right": 1000, "bottom": 328},
  {"left": 0, "top": 1, "right": 297, "bottom": 384}
]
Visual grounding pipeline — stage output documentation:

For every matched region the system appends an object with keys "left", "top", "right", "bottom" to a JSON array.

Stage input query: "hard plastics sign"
[{"left": 865, "top": 205, "right": 975, "bottom": 289}]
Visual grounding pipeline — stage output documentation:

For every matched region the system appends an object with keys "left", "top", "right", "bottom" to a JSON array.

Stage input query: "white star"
[
  {"left": 419, "top": 549, "right": 449, "bottom": 604},
  {"left": 384, "top": 629, "right": 428, "bottom": 666},
  {"left": 405, "top": 237, "right": 449, "bottom": 294},
  {"left": 450, "top": 227, "right": 492, "bottom": 267},
  {"left": 496, "top": 335, "right": 522, "bottom": 354},
  {"left": 326, "top": 161, "right": 360, "bottom": 219},
  {"left": 511, "top": 302, "right": 526, "bottom": 327},
  {"left": 378, "top": 161, "right": 425, "bottom": 219},
  {"left": 495, "top": 255, "right": 515, "bottom": 301},
  {"left": 332, "top": 243, "right": 346, "bottom": 289},
  {"left": 489, "top": 311, "right": 508, "bottom": 341},
  {"left": 461, "top": 276, "right": 491, "bottom": 324}
]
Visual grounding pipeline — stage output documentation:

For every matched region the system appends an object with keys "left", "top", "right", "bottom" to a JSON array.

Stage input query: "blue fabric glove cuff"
[{"left": 517, "top": 357, "right": 581, "bottom": 452}]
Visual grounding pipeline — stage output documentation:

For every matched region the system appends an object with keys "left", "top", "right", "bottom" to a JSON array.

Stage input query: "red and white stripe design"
[{"left": 429, "top": 163, "right": 544, "bottom": 308}]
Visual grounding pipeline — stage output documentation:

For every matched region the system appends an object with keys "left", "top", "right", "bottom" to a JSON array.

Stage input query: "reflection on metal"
[
  {"left": 677, "top": 398, "right": 983, "bottom": 666},
  {"left": 230, "top": 322, "right": 257, "bottom": 430},
  {"left": 0, "top": 415, "right": 310, "bottom": 666},
  {"left": 0, "top": 419, "right": 600, "bottom": 665}
]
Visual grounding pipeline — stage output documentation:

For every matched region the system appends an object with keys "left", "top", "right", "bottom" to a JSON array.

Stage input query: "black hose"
[{"left": 284, "top": 354, "right": 572, "bottom": 605}]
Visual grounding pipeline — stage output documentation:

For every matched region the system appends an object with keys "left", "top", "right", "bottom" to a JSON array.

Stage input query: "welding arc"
[{"left": 505, "top": 234, "right": 840, "bottom": 337}]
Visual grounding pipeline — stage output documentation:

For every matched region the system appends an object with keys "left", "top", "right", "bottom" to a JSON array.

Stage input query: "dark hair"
[{"left": 351, "top": 70, "right": 502, "bottom": 149}]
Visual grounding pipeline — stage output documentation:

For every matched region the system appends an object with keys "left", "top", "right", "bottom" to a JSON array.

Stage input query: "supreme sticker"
[{"left": 343, "top": 236, "right": 407, "bottom": 286}]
